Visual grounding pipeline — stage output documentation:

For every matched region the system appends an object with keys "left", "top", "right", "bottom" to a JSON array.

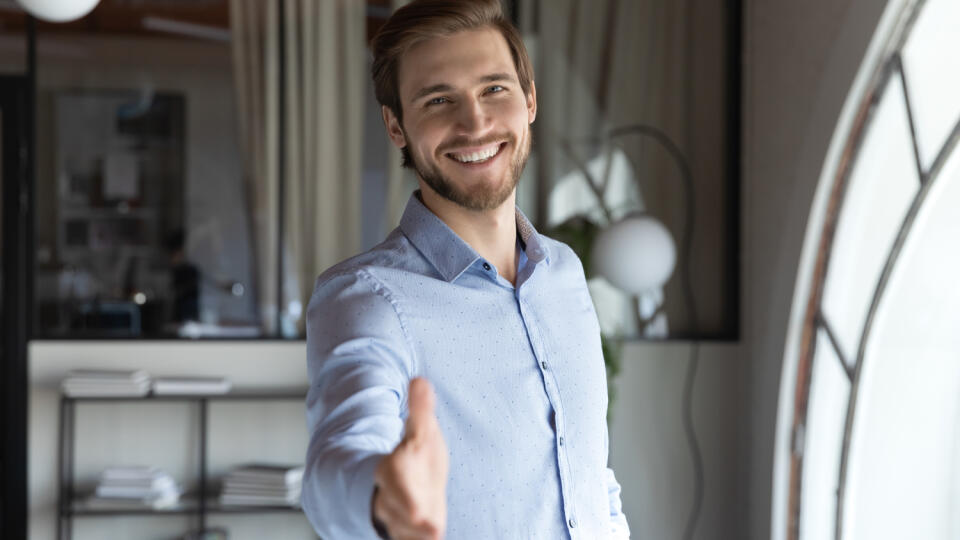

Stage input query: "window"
[
  {"left": 776, "top": 0, "right": 960, "bottom": 538},
  {"left": 29, "top": 1, "right": 258, "bottom": 338},
  {"left": 12, "top": 1, "right": 392, "bottom": 339}
]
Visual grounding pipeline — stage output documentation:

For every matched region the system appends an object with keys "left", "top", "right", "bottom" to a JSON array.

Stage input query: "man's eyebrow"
[
  {"left": 412, "top": 83, "right": 455, "bottom": 102},
  {"left": 476, "top": 72, "right": 514, "bottom": 84},
  {"left": 410, "top": 73, "right": 516, "bottom": 102}
]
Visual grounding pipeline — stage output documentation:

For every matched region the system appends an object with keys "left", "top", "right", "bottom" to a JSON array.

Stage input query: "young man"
[{"left": 303, "top": 1, "right": 630, "bottom": 538}]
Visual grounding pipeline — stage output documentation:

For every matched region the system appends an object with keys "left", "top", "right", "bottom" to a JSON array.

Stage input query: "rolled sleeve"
[{"left": 302, "top": 269, "right": 416, "bottom": 539}]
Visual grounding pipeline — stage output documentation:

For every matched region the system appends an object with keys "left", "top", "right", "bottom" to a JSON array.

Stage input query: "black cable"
[
  {"left": 680, "top": 343, "right": 702, "bottom": 540},
  {"left": 606, "top": 124, "right": 703, "bottom": 540}
]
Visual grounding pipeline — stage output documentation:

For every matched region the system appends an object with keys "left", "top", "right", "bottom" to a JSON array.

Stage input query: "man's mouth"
[{"left": 445, "top": 142, "right": 506, "bottom": 165}]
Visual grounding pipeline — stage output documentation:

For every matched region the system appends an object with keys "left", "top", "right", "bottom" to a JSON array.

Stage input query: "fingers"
[
  {"left": 374, "top": 488, "right": 442, "bottom": 540},
  {"left": 372, "top": 377, "right": 446, "bottom": 539},
  {"left": 404, "top": 377, "right": 436, "bottom": 442}
]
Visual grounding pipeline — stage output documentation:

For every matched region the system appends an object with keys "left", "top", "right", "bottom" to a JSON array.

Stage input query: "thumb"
[{"left": 404, "top": 377, "right": 436, "bottom": 442}]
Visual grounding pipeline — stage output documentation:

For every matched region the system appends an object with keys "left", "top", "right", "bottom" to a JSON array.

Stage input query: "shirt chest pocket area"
[{"left": 537, "top": 290, "right": 608, "bottom": 410}]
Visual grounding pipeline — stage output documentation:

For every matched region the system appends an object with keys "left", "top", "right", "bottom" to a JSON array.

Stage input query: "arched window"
[{"left": 774, "top": 0, "right": 960, "bottom": 539}]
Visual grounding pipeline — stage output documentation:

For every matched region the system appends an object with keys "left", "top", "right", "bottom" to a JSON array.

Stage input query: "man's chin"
[
  {"left": 421, "top": 174, "right": 515, "bottom": 212},
  {"left": 413, "top": 146, "right": 527, "bottom": 212}
]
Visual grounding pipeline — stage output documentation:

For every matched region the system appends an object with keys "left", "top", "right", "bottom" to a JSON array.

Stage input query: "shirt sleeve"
[
  {"left": 606, "top": 466, "right": 631, "bottom": 538},
  {"left": 301, "top": 269, "right": 415, "bottom": 539}
]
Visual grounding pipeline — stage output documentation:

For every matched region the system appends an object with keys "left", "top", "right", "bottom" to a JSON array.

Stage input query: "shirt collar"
[{"left": 399, "top": 191, "right": 551, "bottom": 283}]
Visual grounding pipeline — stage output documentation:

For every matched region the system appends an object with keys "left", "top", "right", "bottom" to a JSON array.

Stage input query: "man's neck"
[{"left": 418, "top": 184, "right": 519, "bottom": 286}]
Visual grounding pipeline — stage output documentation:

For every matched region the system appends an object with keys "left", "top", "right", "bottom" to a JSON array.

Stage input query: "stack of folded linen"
[
  {"left": 151, "top": 376, "right": 231, "bottom": 396},
  {"left": 219, "top": 464, "right": 304, "bottom": 507},
  {"left": 61, "top": 370, "right": 151, "bottom": 397},
  {"left": 86, "top": 466, "right": 182, "bottom": 510}
]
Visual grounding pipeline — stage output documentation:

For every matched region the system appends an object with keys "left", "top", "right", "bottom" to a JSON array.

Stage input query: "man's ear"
[
  {"left": 526, "top": 80, "right": 537, "bottom": 124},
  {"left": 382, "top": 105, "right": 407, "bottom": 149}
]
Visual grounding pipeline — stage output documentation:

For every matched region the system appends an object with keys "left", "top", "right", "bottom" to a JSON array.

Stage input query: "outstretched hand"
[{"left": 373, "top": 378, "right": 449, "bottom": 540}]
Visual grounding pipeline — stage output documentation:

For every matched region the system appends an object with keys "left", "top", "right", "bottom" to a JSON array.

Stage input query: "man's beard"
[{"left": 408, "top": 128, "right": 531, "bottom": 212}]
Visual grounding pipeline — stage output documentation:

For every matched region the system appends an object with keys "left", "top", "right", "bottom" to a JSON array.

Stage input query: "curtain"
[{"left": 230, "top": 0, "right": 365, "bottom": 335}]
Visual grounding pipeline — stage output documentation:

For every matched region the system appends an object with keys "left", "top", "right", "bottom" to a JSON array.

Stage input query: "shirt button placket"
[{"left": 520, "top": 296, "right": 575, "bottom": 533}]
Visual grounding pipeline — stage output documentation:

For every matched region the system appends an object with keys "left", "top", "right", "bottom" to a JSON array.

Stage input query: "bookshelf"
[{"left": 57, "top": 392, "right": 307, "bottom": 540}]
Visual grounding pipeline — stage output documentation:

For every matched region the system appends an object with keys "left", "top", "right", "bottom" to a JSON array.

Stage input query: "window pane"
[
  {"left": 901, "top": 0, "right": 960, "bottom": 170},
  {"left": 800, "top": 329, "right": 850, "bottom": 540},
  {"left": 843, "top": 143, "right": 960, "bottom": 540},
  {"left": 820, "top": 78, "right": 918, "bottom": 360},
  {"left": 32, "top": 3, "right": 261, "bottom": 338}
]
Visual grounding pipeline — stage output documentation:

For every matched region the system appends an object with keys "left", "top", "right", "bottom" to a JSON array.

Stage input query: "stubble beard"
[{"left": 409, "top": 127, "right": 532, "bottom": 212}]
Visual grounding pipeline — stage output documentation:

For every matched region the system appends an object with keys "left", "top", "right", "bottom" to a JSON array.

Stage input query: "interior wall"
[
  {"left": 29, "top": 341, "right": 312, "bottom": 540},
  {"left": 609, "top": 342, "right": 744, "bottom": 540},
  {"left": 33, "top": 341, "right": 744, "bottom": 540}
]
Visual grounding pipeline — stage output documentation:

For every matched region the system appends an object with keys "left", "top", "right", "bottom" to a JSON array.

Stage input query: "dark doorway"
[{"left": 1, "top": 73, "right": 32, "bottom": 540}]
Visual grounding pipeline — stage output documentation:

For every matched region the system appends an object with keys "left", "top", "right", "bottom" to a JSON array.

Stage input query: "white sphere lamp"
[
  {"left": 591, "top": 213, "right": 676, "bottom": 294},
  {"left": 16, "top": 0, "right": 101, "bottom": 23}
]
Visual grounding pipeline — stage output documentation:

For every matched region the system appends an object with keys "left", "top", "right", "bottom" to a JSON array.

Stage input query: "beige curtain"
[{"left": 231, "top": 0, "right": 365, "bottom": 335}]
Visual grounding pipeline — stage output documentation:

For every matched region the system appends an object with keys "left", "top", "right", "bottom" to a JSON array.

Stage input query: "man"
[{"left": 303, "top": 1, "right": 630, "bottom": 538}]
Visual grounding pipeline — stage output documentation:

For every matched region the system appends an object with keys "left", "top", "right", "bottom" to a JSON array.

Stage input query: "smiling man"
[{"left": 302, "top": 1, "right": 630, "bottom": 539}]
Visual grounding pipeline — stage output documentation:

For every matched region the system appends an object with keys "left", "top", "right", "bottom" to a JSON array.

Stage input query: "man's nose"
[{"left": 455, "top": 97, "right": 490, "bottom": 133}]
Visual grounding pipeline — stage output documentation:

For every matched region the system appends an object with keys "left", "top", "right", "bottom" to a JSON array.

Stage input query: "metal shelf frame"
[{"left": 56, "top": 391, "right": 306, "bottom": 540}]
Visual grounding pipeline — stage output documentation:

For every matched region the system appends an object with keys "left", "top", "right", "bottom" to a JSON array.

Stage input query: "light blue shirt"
[{"left": 303, "top": 192, "right": 630, "bottom": 539}]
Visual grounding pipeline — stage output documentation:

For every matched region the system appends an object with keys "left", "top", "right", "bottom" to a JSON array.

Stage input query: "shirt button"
[
  {"left": 482, "top": 262, "right": 492, "bottom": 271},
  {"left": 558, "top": 436, "right": 564, "bottom": 446},
  {"left": 541, "top": 361, "right": 547, "bottom": 370},
  {"left": 568, "top": 518, "right": 577, "bottom": 528}
]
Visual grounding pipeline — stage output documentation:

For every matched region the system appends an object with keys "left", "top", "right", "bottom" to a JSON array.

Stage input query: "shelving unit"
[{"left": 57, "top": 391, "right": 307, "bottom": 540}]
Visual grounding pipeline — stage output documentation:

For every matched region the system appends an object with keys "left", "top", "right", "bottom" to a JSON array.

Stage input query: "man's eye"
[
  {"left": 427, "top": 97, "right": 448, "bottom": 106},
  {"left": 487, "top": 85, "right": 505, "bottom": 94}
]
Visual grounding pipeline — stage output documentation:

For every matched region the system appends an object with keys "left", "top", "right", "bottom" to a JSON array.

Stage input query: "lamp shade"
[
  {"left": 591, "top": 213, "right": 676, "bottom": 294},
  {"left": 16, "top": 0, "right": 100, "bottom": 22}
]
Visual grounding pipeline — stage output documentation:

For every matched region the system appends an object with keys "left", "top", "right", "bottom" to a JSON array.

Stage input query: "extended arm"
[{"left": 302, "top": 270, "right": 414, "bottom": 539}]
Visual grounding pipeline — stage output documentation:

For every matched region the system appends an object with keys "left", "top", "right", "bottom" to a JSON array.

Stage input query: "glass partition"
[{"left": 30, "top": 1, "right": 258, "bottom": 338}]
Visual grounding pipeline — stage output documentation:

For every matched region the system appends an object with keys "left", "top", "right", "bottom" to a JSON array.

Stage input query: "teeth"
[{"left": 451, "top": 144, "right": 500, "bottom": 163}]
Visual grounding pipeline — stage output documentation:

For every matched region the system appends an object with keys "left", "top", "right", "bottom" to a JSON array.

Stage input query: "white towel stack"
[
  {"left": 151, "top": 376, "right": 231, "bottom": 395},
  {"left": 219, "top": 464, "right": 304, "bottom": 507},
  {"left": 87, "top": 466, "right": 182, "bottom": 509},
  {"left": 61, "top": 370, "right": 151, "bottom": 397}
]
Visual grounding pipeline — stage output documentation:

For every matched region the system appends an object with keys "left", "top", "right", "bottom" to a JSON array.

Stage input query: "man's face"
[{"left": 384, "top": 26, "right": 537, "bottom": 212}]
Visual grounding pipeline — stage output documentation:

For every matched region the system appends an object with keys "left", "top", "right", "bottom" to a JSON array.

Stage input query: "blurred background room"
[{"left": 1, "top": 0, "right": 958, "bottom": 539}]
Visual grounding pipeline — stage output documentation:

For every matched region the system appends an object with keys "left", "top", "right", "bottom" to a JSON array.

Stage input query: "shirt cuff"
[{"left": 349, "top": 453, "right": 387, "bottom": 540}]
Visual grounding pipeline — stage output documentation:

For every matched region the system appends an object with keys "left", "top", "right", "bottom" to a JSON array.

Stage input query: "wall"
[
  {"left": 33, "top": 342, "right": 742, "bottom": 540},
  {"left": 609, "top": 342, "right": 744, "bottom": 539},
  {"left": 29, "top": 341, "right": 313, "bottom": 540}
]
